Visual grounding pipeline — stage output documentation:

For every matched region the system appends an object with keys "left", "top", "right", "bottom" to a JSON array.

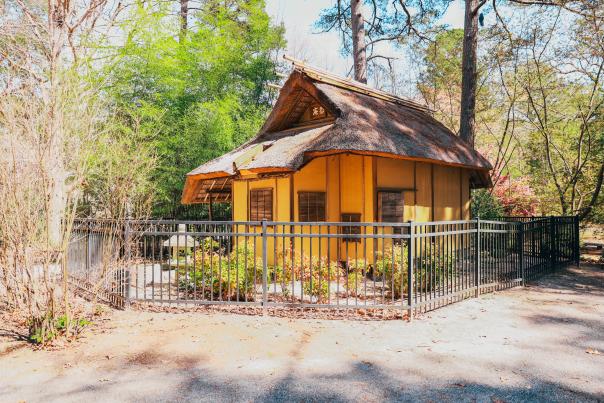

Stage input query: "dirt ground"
[{"left": 1, "top": 265, "right": 603, "bottom": 403}]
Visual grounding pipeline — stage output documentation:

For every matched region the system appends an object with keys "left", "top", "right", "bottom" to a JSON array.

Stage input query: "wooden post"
[{"left": 208, "top": 193, "right": 213, "bottom": 221}]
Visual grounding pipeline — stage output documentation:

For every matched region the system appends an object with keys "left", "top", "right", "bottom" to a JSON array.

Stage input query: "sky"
[{"left": 265, "top": 0, "right": 466, "bottom": 77}]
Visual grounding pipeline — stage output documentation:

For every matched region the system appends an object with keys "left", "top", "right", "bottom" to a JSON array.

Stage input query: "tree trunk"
[
  {"left": 47, "top": 1, "right": 68, "bottom": 249},
  {"left": 351, "top": 0, "right": 367, "bottom": 83},
  {"left": 579, "top": 160, "right": 604, "bottom": 220},
  {"left": 460, "top": 0, "right": 479, "bottom": 147},
  {"left": 179, "top": 0, "right": 188, "bottom": 41}
]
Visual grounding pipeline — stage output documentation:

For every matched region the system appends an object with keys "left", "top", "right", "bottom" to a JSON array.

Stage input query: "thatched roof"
[{"left": 183, "top": 60, "right": 492, "bottom": 204}]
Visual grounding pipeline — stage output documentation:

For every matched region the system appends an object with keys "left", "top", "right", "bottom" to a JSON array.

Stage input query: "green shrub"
[
  {"left": 29, "top": 314, "right": 91, "bottom": 344},
  {"left": 346, "top": 271, "right": 364, "bottom": 297},
  {"left": 179, "top": 240, "right": 260, "bottom": 301},
  {"left": 471, "top": 189, "right": 504, "bottom": 219},
  {"left": 374, "top": 245, "right": 408, "bottom": 299},
  {"left": 415, "top": 249, "right": 456, "bottom": 291},
  {"left": 299, "top": 257, "right": 339, "bottom": 302},
  {"left": 373, "top": 244, "right": 456, "bottom": 299}
]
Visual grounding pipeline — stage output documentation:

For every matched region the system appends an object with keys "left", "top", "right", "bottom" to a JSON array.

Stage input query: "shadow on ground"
[{"left": 2, "top": 264, "right": 603, "bottom": 402}]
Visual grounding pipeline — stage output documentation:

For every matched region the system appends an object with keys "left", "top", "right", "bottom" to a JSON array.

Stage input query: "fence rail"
[{"left": 67, "top": 216, "right": 580, "bottom": 316}]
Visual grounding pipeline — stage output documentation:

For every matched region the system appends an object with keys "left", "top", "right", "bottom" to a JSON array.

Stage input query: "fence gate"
[{"left": 67, "top": 221, "right": 128, "bottom": 309}]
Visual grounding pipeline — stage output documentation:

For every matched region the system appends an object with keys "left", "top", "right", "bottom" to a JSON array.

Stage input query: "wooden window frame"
[
  {"left": 378, "top": 190, "right": 404, "bottom": 239},
  {"left": 298, "top": 191, "right": 326, "bottom": 222},
  {"left": 249, "top": 188, "right": 273, "bottom": 221},
  {"left": 377, "top": 190, "right": 404, "bottom": 223}
]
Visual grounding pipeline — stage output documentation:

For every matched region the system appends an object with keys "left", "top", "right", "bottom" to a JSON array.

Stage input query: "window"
[
  {"left": 341, "top": 213, "right": 361, "bottom": 243},
  {"left": 378, "top": 191, "right": 404, "bottom": 223},
  {"left": 249, "top": 188, "right": 273, "bottom": 221},
  {"left": 298, "top": 192, "right": 326, "bottom": 222}
]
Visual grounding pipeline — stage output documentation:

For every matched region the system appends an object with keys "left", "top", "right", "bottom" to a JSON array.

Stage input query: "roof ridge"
[{"left": 283, "top": 55, "right": 433, "bottom": 114}]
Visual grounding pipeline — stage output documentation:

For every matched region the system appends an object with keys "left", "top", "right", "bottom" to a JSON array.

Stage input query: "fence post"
[
  {"left": 123, "top": 219, "right": 131, "bottom": 308},
  {"left": 549, "top": 216, "right": 556, "bottom": 271},
  {"left": 261, "top": 220, "right": 268, "bottom": 315},
  {"left": 407, "top": 221, "right": 414, "bottom": 321},
  {"left": 519, "top": 222, "right": 525, "bottom": 287},
  {"left": 475, "top": 217, "right": 481, "bottom": 297},
  {"left": 86, "top": 221, "right": 91, "bottom": 281},
  {"left": 574, "top": 215, "right": 580, "bottom": 266}
]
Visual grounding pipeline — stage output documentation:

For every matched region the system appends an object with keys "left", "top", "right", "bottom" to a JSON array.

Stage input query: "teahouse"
[
  {"left": 183, "top": 59, "right": 491, "bottom": 219},
  {"left": 181, "top": 59, "right": 492, "bottom": 263}
]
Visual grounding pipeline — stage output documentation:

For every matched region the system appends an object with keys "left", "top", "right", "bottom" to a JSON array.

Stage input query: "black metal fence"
[{"left": 67, "top": 216, "right": 579, "bottom": 316}]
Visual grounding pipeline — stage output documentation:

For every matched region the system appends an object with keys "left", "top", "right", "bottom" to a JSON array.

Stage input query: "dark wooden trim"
[{"left": 377, "top": 187, "right": 416, "bottom": 193}]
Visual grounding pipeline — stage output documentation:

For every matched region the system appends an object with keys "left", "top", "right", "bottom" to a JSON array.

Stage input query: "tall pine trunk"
[
  {"left": 460, "top": 0, "right": 479, "bottom": 147},
  {"left": 351, "top": 0, "right": 367, "bottom": 83}
]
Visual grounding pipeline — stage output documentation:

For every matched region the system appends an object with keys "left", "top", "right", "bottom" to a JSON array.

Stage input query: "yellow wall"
[
  {"left": 376, "top": 157, "right": 416, "bottom": 221},
  {"left": 414, "top": 162, "right": 432, "bottom": 222},
  {"left": 433, "top": 165, "right": 462, "bottom": 221},
  {"left": 233, "top": 176, "right": 291, "bottom": 265},
  {"left": 231, "top": 155, "right": 473, "bottom": 264},
  {"left": 461, "top": 169, "right": 471, "bottom": 219}
]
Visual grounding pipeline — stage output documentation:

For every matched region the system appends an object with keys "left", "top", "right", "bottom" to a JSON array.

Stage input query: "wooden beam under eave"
[
  {"left": 304, "top": 149, "right": 490, "bottom": 173},
  {"left": 238, "top": 167, "right": 293, "bottom": 176}
]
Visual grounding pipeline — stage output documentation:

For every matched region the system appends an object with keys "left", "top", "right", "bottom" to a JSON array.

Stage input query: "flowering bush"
[{"left": 492, "top": 173, "right": 539, "bottom": 216}]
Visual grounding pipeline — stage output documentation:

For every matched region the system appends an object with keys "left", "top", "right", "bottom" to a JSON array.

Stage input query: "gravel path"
[{"left": 1, "top": 264, "right": 603, "bottom": 402}]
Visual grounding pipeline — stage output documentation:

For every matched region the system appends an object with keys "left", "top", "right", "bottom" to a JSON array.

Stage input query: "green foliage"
[
  {"left": 29, "top": 314, "right": 91, "bottom": 344},
  {"left": 374, "top": 244, "right": 454, "bottom": 299},
  {"left": 374, "top": 244, "right": 409, "bottom": 299},
  {"left": 300, "top": 257, "right": 339, "bottom": 301},
  {"left": 272, "top": 252, "right": 340, "bottom": 302},
  {"left": 471, "top": 189, "right": 505, "bottom": 220},
  {"left": 179, "top": 240, "right": 261, "bottom": 301},
  {"left": 105, "top": 0, "right": 285, "bottom": 218},
  {"left": 346, "top": 271, "right": 365, "bottom": 298}
]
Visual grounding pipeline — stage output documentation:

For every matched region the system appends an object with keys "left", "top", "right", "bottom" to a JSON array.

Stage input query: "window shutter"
[
  {"left": 298, "top": 192, "right": 326, "bottom": 222},
  {"left": 378, "top": 191, "right": 404, "bottom": 223},
  {"left": 341, "top": 213, "right": 361, "bottom": 242},
  {"left": 249, "top": 189, "right": 273, "bottom": 221}
]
